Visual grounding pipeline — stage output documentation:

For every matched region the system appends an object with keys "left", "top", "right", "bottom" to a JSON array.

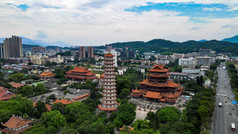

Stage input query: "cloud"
[
  {"left": 36, "top": 30, "right": 47, "bottom": 39},
  {"left": 203, "top": 7, "right": 222, "bottom": 11},
  {"left": 0, "top": 0, "right": 238, "bottom": 45}
]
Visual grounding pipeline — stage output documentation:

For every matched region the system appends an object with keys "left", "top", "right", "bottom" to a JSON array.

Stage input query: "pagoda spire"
[{"left": 98, "top": 52, "right": 118, "bottom": 111}]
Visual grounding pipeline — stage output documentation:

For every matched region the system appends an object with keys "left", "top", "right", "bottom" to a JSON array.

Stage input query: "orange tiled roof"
[
  {"left": 144, "top": 91, "right": 162, "bottom": 99},
  {"left": 148, "top": 73, "right": 170, "bottom": 77},
  {"left": 10, "top": 83, "right": 25, "bottom": 88},
  {"left": 65, "top": 75, "right": 97, "bottom": 79},
  {"left": 148, "top": 64, "right": 169, "bottom": 72},
  {"left": 1, "top": 115, "right": 32, "bottom": 129},
  {"left": 139, "top": 79, "right": 179, "bottom": 88},
  {"left": 98, "top": 105, "right": 117, "bottom": 111},
  {"left": 73, "top": 94, "right": 89, "bottom": 101},
  {"left": 45, "top": 104, "right": 52, "bottom": 111},
  {"left": 131, "top": 88, "right": 142, "bottom": 93},
  {"left": 105, "top": 52, "right": 114, "bottom": 57},
  {"left": 100, "top": 74, "right": 104, "bottom": 79},
  {"left": 0, "top": 89, "right": 15, "bottom": 101},
  {"left": 52, "top": 98, "right": 73, "bottom": 105},
  {"left": 39, "top": 72, "right": 55, "bottom": 76},
  {"left": 68, "top": 67, "right": 90, "bottom": 73}
]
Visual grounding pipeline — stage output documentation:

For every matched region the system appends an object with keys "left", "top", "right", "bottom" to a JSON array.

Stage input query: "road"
[{"left": 212, "top": 63, "right": 237, "bottom": 134}]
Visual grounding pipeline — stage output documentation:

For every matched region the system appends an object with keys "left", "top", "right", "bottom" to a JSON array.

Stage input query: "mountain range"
[
  {"left": 0, "top": 37, "right": 71, "bottom": 47},
  {"left": 222, "top": 35, "right": 238, "bottom": 43},
  {"left": 1, "top": 35, "right": 238, "bottom": 47}
]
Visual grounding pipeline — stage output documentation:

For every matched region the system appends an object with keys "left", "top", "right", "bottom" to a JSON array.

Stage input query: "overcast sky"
[{"left": 0, "top": 0, "right": 238, "bottom": 46}]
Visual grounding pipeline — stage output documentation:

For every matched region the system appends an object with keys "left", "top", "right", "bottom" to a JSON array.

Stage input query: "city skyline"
[{"left": 0, "top": 0, "right": 238, "bottom": 46}]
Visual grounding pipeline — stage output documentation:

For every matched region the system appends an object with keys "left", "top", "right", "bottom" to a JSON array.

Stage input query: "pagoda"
[
  {"left": 138, "top": 64, "right": 183, "bottom": 104},
  {"left": 65, "top": 67, "right": 97, "bottom": 81},
  {"left": 98, "top": 52, "right": 118, "bottom": 111}
]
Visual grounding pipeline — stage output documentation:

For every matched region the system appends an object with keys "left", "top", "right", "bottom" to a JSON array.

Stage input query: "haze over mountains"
[
  {"left": 0, "top": 37, "right": 71, "bottom": 47},
  {"left": 0, "top": 35, "right": 238, "bottom": 47}
]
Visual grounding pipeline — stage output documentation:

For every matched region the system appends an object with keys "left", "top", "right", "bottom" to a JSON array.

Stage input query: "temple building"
[
  {"left": 38, "top": 71, "right": 55, "bottom": 79},
  {"left": 136, "top": 64, "right": 183, "bottom": 104},
  {"left": 0, "top": 88, "right": 15, "bottom": 101},
  {"left": 65, "top": 67, "right": 97, "bottom": 81},
  {"left": 98, "top": 52, "right": 118, "bottom": 111},
  {"left": 0, "top": 115, "right": 33, "bottom": 134},
  {"left": 131, "top": 88, "right": 143, "bottom": 98}
]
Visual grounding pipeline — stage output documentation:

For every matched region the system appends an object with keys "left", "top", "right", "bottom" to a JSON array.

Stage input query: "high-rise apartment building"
[
  {"left": 1, "top": 36, "right": 23, "bottom": 59},
  {"left": 0, "top": 43, "right": 4, "bottom": 58},
  {"left": 79, "top": 47, "right": 86, "bottom": 58},
  {"left": 87, "top": 47, "right": 94, "bottom": 58}
]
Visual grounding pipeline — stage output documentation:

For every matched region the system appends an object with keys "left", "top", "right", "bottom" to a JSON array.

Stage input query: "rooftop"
[
  {"left": 0, "top": 89, "right": 15, "bottom": 101},
  {"left": 10, "top": 83, "right": 25, "bottom": 88},
  {"left": 1, "top": 115, "right": 32, "bottom": 129}
]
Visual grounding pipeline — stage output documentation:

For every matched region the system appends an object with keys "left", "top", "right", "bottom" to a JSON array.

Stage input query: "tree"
[
  {"left": 8, "top": 72, "right": 25, "bottom": 82},
  {"left": 156, "top": 106, "right": 181, "bottom": 123},
  {"left": 52, "top": 102, "right": 64, "bottom": 113},
  {"left": 61, "top": 126, "right": 77, "bottom": 134},
  {"left": 119, "top": 88, "right": 130, "bottom": 98},
  {"left": 64, "top": 102, "right": 91, "bottom": 122},
  {"left": 116, "top": 78, "right": 131, "bottom": 95},
  {"left": 0, "top": 109, "right": 12, "bottom": 123},
  {"left": 197, "top": 105, "right": 210, "bottom": 120},
  {"left": 41, "top": 110, "right": 66, "bottom": 128},
  {"left": 114, "top": 102, "right": 136, "bottom": 127},
  {"left": 9, "top": 95, "right": 34, "bottom": 115},
  {"left": 146, "top": 111, "right": 160, "bottom": 129},
  {"left": 55, "top": 71, "right": 65, "bottom": 79},
  {"left": 34, "top": 101, "right": 47, "bottom": 118},
  {"left": 21, "top": 85, "right": 34, "bottom": 97}
]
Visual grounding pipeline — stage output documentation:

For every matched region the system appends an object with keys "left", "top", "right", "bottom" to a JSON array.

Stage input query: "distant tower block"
[{"left": 98, "top": 52, "right": 118, "bottom": 111}]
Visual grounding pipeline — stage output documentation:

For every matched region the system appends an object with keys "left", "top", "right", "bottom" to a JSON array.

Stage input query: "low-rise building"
[
  {"left": 65, "top": 67, "right": 97, "bottom": 81},
  {"left": 0, "top": 87, "right": 15, "bottom": 101},
  {"left": 0, "top": 115, "right": 33, "bottom": 134},
  {"left": 179, "top": 57, "right": 195, "bottom": 68},
  {"left": 195, "top": 57, "right": 210, "bottom": 68},
  {"left": 38, "top": 72, "right": 55, "bottom": 79}
]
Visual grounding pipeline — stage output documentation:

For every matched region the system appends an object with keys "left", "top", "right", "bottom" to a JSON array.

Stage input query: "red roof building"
[
  {"left": 10, "top": 83, "right": 25, "bottom": 89},
  {"left": 52, "top": 98, "right": 73, "bottom": 105},
  {"left": 65, "top": 67, "right": 97, "bottom": 81},
  {"left": 137, "top": 64, "right": 183, "bottom": 104},
  {"left": 0, "top": 115, "right": 33, "bottom": 134},
  {"left": 0, "top": 88, "right": 15, "bottom": 101},
  {"left": 38, "top": 71, "right": 55, "bottom": 79},
  {"left": 131, "top": 88, "right": 143, "bottom": 98},
  {"left": 98, "top": 52, "right": 118, "bottom": 111},
  {"left": 73, "top": 93, "right": 89, "bottom": 102}
]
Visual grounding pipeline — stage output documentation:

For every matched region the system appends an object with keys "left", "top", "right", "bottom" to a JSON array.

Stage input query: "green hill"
[{"left": 104, "top": 39, "right": 238, "bottom": 55}]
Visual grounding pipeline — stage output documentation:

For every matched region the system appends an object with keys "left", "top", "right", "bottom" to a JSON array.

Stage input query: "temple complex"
[
  {"left": 0, "top": 115, "right": 33, "bottom": 134},
  {"left": 98, "top": 52, "right": 118, "bottom": 111},
  {"left": 136, "top": 64, "right": 183, "bottom": 104},
  {"left": 65, "top": 67, "right": 97, "bottom": 81}
]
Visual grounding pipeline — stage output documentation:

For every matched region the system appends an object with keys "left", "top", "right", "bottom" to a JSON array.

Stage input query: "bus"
[{"left": 231, "top": 123, "right": 236, "bottom": 132}]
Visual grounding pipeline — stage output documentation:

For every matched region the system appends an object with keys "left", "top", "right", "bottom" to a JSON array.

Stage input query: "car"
[
  {"left": 225, "top": 101, "right": 227, "bottom": 103},
  {"left": 229, "top": 113, "right": 232, "bottom": 115}
]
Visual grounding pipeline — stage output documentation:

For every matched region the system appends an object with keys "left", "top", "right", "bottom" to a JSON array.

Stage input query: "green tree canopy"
[{"left": 156, "top": 106, "right": 181, "bottom": 123}]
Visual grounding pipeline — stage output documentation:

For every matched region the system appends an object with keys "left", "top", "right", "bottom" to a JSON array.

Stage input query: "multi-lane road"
[{"left": 212, "top": 63, "right": 237, "bottom": 134}]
